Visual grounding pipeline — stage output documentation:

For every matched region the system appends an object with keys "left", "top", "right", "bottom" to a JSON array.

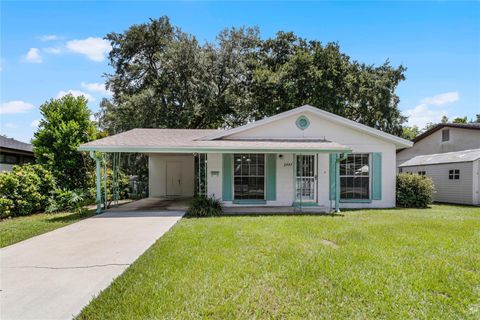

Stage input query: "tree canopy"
[
  {"left": 32, "top": 95, "right": 97, "bottom": 190},
  {"left": 98, "top": 16, "right": 408, "bottom": 136}
]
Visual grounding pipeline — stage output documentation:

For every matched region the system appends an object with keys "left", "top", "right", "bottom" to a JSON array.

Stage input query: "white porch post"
[{"left": 89, "top": 151, "right": 102, "bottom": 214}]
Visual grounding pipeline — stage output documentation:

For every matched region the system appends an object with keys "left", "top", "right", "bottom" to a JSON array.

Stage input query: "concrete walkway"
[{"left": 0, "top": 209, "right": 183, "bottom": 320}]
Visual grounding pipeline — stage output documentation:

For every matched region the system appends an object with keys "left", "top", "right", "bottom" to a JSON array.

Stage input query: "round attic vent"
[{"left": 296, "top": 115, "right": 310, "bottom": 130}]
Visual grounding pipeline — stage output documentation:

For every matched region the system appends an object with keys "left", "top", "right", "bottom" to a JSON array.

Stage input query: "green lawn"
[
  {"left": 0, "top": 209, "right": 95, "bottom": 248},
  {"left": 76, "top": 205, "right": 479, "bottom": 319}
]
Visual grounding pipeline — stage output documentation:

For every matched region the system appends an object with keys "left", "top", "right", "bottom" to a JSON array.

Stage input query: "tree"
[
  {"left": 401, "top": 125, "right": 420, "bottom": 140},
  {"left": 452, "top": 116, "right": 467, "bottom": 123},
  {"left": 99, "top": 16, "right": 408, "bottom": 136},
  {"left": 475, "top": 114, "right": 480, "bottom": 123},
  {"left": 441, "top": 115, "right": 449, "bottom": 123},
  {"left": 33, "top": 95, "right": 97, "bottom": 190}
]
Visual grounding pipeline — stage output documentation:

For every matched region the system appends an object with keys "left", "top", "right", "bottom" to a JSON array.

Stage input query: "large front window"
[
  {"left": 234, "top": 154, "right": 265, "bottom": 200},
  {"left": 340, "top": 154, "right": 370, "bottom": 200}
]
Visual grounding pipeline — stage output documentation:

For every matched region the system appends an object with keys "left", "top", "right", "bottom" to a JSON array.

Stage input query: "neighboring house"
[
  {"left": 397, "top": 123, "right": 480, "bottom": 168},
  {"left": 0, "top": 136, "right": 35, "bottom": 172},
  {"left": 79, "top": 105, "right": 412, "bottom": 212},
  {"left": 399, "top": 149, "right": 480, "bottom": 206}
]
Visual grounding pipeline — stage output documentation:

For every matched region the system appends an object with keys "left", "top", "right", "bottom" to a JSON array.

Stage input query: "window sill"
[
  {"left": 233, "top": 199, "right": 267, "bottom": 205},
  {"left": 340, "top": 199, "right": 372, "bottom": 203}
]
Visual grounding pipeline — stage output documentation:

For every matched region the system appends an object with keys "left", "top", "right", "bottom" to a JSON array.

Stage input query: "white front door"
[
  {"left": 166, "top": 162, "right": 182, "bottom": 196},
  {"left": 295, "top": 154, "right": 316, "bottom": 202}
]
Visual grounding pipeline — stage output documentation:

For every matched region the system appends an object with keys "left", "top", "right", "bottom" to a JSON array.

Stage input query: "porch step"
[{"left": 223, "top": 205, "right": 331, "bottom": 215}]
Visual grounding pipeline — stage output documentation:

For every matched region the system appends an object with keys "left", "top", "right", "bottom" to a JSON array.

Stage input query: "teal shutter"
[
  {"left": 266, "top": 154, "right": 276, "bottom": 201},
  {"left": 329, "top": 153, "right": 337, "bottom": 200},
  {"left": 371, "top": 152, "right": 382, "bottom": 200},
  {"left": 222, "top": 154, "right": 233, "bottom": 201}
]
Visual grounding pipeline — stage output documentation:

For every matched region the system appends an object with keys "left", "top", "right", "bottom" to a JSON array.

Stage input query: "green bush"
[
  {"left": 0, "top": 164, "right": 56, "bottom": 217},
  {"left": 396, "top": 173, "right": 435, "bottom": 208},
  {"left": 186, "top": 196, "right": 223, "bottom": 217},
  {"left": 46, "top": 189, "right": 86, "bottom": 213}
]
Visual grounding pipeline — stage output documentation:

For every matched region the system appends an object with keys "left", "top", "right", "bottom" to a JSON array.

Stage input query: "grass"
[
  {"left": 0, "top": 209, "right": 95, "bottom": 248},
  {"left": 75, "top": 205, "right": 477, "bottom": 319}
]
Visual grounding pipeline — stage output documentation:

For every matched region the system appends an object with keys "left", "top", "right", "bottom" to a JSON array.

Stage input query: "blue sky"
[{"left": 1, "top": 1, "right": 479, "bottom": 143}]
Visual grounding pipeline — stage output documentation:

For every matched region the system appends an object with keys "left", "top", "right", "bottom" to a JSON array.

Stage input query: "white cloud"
[
  {"left": 39, "top": 35, "right": 59, "bottom": 41},
  {"left": 404, "top": 104, "right": 448, "bottom": 128},
  {"left": 81, "top": 82, "right": 111, "bottom": 95},
  {"left": 5, "top": 122, "right": 17, "bottom": 129},
  {"left": 405, "top": 91, "right": 460, "bottom": 128},
  {"left": 66, "top": 37, "right": 111, "bottom": 62},
  {"left": 0, "top": 100, "right": 35, "bottom": 114},
  {"left": 44, "top": 47, "right": 62, "bottom": 54},
  {"left": 25, "top": 48, "right": 42, "bottom": 63},
  {"left": 31, "top": 119, "right": 41, "bottom": 128},
  {"left": 420, "top": 91, "right": 459, "bottom": 106},
  {"left": 57, "top": 90, "right": 95, "bottom": 102}
]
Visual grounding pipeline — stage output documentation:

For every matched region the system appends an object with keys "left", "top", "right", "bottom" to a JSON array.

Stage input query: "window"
[
  {"left": 418, "top": 171, "right": 426, "bottom": 176},
  {"left": 233, "top": 154, "right": 265, "bottom": 200},
  {"left": 448, "top": 169, "right": 460, "bottom": 180},
  {"left": 399, "top": 168, "right": 403, "bottom": 173},
  {"left": 340, "top": 154, "right": 370, "bottom": 200},
  {"left": 0, "top": 153, "right": 19, "bottom": 164},
  {"left": 442, "top": 129, "right": 450, "bottom": 142}
]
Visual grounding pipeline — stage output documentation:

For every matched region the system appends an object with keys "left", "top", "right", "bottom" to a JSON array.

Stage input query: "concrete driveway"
[{"left": 0, "top": 209, "right": 183, "bottom": 320}]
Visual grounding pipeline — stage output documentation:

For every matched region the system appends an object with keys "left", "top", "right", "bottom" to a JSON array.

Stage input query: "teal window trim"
[
  {"left": 222, "top": 154, "right": 233, "bottom": 201},
  {"left": 266, "top": 154, "right": 276, "bottom": 201},
  {"left": 233, "top": 199, "right": 267, "bottom": 205}
]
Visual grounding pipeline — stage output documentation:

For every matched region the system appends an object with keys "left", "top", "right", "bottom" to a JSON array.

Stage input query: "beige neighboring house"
[
  {"left": 399, "top": 149, "right": 480, "bottom": 205},
  {"left": 396, "top": 123, "right": 480, "bottom": 168},
  {"left": 79, "top": 105, "right": 412, "bottom": 213},
  {"left": 396, "top": 123, "right": 480, "bottom": 205},
  {"left": 0, "top": 136, "right": 35, "bottom": 172}
]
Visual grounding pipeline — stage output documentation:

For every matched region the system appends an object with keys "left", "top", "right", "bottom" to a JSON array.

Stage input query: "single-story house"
[
  {"left": 0, "top": 136, "right": 35, "bottom": 172},
  {"left": 399, "top": 149, "right": 480, "bottom": 206},
  {"left": 397, "top": 122, "right": 480, "bottom": 168},
  {"left": 78, "top": 105, "right": 412, "bottom": 213}
]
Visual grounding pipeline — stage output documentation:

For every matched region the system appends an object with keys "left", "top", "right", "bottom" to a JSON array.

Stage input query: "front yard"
[
  {"left": 78, "top": 205, "right": 480, "bottom": 319},
  {"left": 0, "top": 209, "right": 95, "bottom": 248}
]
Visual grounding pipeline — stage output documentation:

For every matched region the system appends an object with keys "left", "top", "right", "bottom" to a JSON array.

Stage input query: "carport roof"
[
  {"left": 399, "top": 148, "right": 480, "bottom": 167},
  {"left": 78, "top": 128, "right": 351, "bottom": 153}
]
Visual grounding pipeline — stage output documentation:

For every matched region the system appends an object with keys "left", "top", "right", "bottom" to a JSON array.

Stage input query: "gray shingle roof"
[
  {"left": 0, "top": 136, "right": 33, "bottom": 153},
  {"left": 399, "top": 149, "right": 480, "bottom": 167},
  {"left": 78, "top": 128, "right": 350, "bottom": 152},
  {"left": 412, "top": 123, "right": 480, "bottom": 143}
]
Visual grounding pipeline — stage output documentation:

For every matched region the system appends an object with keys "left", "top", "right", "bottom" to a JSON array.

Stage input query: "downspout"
[
  {"left": 89, "top": 151, "right": 102, "bottom": 214},
  {"left": 335, "top": 153, "right": 349, "bottom": 213}
]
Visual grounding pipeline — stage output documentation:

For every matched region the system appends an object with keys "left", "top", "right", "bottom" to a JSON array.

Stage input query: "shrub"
[
  {"left": 0, "top": 164, "right": 57, "bottom": 217},
  {"left": 396, "top": 173, "right": 435, "bottom": 208},
  {"left": 0, "top": 198, "right": 14, "bottom": 219},
  {"left": 46, "top": 189, "right": 86, "bottom": 213},
  {"left": 186, "top": 196, "right": 223, "bottom": 217}
]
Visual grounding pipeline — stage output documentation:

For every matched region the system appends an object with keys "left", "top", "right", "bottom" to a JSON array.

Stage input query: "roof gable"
[
  {"left": 203, "top": 105, "right": 412, "bottom": 148},
  {"left": 412, "top": 123, "right": 480, "bottom": 143}
]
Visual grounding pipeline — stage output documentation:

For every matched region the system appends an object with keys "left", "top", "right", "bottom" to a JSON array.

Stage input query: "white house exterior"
[
  {"left": 79, "top": 105, "right": 412, "bottom": 213},
  {"left": 399, "top": 149, "right": 480, "bottom": 206}
]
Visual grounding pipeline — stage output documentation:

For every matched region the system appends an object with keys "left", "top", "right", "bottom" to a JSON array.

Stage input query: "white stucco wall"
[
  {"left": 205, "top": 111, "right": 398, "bottom": 209},
  {"left": 206, "top": 153, "right": 223, "bottom": 200},
  {"left": 148, "top": 154, "right": 195, "bottom": 197},
  {"left": 229, "top": 111, "right": 398, "bottom": 208},
  {"left": 397, "top": 128, "right": 480, "bottom": 167}
]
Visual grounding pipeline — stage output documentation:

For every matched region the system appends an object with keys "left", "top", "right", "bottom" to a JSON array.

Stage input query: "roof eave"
[{"left": 77, "top": 145, "right": 352, "bottom": 154}]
